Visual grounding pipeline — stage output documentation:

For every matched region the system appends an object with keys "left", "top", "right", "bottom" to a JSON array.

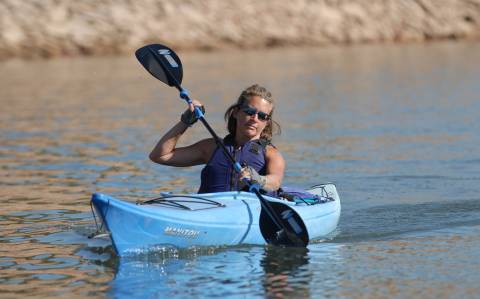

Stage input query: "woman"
[{"left": 149, "top": 84, "right": 285, "bottom": 193}]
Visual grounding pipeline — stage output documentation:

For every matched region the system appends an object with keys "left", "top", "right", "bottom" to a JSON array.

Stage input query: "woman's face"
[{"left": 234, "top": 96, "right": 273, "bottom": 140}]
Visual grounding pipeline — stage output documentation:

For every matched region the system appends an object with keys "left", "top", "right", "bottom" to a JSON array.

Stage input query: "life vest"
[{"left": 198, "top": 135, "right": 270, "bottom": 193}]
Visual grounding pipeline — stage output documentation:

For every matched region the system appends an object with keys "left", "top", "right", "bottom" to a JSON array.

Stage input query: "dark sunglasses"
[{"left": 240, "top": 105, "right": 271, "bottom": 121}]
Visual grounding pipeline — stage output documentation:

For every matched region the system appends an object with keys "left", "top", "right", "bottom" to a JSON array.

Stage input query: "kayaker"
[{"left": 149, "top": 84, "right": 285, "bottom": 193}]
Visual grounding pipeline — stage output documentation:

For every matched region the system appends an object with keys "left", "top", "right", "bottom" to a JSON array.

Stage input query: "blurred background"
[{"left": 1, "top": 0, "right": 479, "bottom": 60}]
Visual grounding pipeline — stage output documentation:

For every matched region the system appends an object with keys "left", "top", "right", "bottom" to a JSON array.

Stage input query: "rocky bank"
[{"left": 1, "top": 0, "right": 479, "bottom": 60}]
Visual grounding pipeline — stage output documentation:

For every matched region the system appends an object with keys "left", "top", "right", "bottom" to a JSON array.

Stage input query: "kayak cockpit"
[{"left": 138, "top": 193, "right": 226, "bottom": 210}]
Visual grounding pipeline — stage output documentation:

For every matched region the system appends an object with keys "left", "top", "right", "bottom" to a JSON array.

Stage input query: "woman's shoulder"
[
  {"left": 265, "top": 142, "right": 282, "bottom": 158},
  {"left": 259, "top": 138, "right": 277, "bottom": 151}
]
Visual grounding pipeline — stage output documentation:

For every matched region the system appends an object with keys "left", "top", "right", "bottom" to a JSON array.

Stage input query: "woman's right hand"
[
  {"left": 188, "top": 99, "right": 203, "bottom": 112},
  {"left": 181, "top": 99, "right": 205, "bottom": 126}
]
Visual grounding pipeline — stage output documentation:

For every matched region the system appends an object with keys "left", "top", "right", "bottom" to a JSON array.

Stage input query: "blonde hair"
[{"left": 224, "top": 84, "right": 281, "bottom": 142}]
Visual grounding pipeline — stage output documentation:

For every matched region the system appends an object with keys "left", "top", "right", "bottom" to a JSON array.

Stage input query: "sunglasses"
[{"left": 240, "top": 105, "right": 271, "bottom": 121}]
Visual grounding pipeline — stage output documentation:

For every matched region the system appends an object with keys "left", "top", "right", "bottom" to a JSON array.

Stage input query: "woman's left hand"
[{"left": 240, "top": 166, "right": 267, "bottom": 189}]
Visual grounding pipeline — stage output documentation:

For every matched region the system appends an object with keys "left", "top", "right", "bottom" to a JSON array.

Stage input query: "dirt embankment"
[{"left": 1, "top": 0, "right": 479, "bottom": 60}]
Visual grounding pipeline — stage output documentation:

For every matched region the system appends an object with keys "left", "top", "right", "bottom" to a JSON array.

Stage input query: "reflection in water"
[
  {"left": 0, "top": 210, "right": 115, "bottom": 297},
  {"left": 110, "top": 247, "right": 246, "bottom": 298},
  {"left": 261, "top": 246, "right": 310, "bottom": 298},
  {"left": 109, "top": 246, "right": 319, "bottom": 298}
]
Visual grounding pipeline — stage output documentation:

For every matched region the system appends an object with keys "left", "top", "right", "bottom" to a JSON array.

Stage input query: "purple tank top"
[{"left": 198, "top": 135, "right": 269, "bottom": 193}]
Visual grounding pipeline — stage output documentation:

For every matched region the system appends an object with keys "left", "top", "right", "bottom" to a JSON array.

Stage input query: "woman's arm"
[
  {"left": 149, "top": 121, "right": 216, "bottom": 167},
  {"left": 263, "top": 145, "right": 285, "bottom": 191},
  {"left": 149, "top": 100, "right": 216, "bottom": 167}
]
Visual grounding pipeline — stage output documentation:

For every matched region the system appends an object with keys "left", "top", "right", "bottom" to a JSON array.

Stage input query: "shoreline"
[
  {"left": 1, "top": 39, "right": 476, "bottom": 63},
  {"left": 1, "top": 0, "right": 479, "bottom": 61}
]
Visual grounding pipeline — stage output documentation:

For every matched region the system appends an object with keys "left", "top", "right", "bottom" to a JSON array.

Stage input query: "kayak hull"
[{"left": 91, "top": 184, "right": 341, "bottom": 255}]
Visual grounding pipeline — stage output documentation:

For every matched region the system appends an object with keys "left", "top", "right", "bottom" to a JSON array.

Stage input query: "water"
[{"left": 1, "top": 41, "right": 480, "bottom": 298}]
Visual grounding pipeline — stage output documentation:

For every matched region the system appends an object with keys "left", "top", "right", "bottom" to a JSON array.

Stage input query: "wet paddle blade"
[
  {"left": 275, "top": 229, "right": 307, "bottom": 247},
  {"left": 259, "top": 202, "right": 309, "bottom": 247},
  {"left": 135, "top": 44, "right": 183, "bottom": 87}
]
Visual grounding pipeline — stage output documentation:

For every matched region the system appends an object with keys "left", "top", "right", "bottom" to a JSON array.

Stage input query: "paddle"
[{"left": 135, "top": 44, "right": 308, "bottom": 247}]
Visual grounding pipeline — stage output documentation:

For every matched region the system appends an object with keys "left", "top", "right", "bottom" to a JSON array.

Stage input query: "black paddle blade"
[
  {"left": 259, "top": 202, "right": 309, "bottom": 247},
  {"left": 275, "top": 229, "right": 307, "bottom": 247},
  {"left": 135, "top": 44, "right": 183, "bottom": 87}
]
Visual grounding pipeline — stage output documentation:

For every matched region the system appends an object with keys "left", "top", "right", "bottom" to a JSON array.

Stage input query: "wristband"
[{"left": 180, "top": 105, "right": 205, "bottom": 126}]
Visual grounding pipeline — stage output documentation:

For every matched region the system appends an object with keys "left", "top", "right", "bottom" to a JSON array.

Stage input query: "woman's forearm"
[
  {"left": 149, "top": 121, "right": 189, "bottom": 164},
  {"left": 263, "top": 174, "right": 282, "bottom": 191}
]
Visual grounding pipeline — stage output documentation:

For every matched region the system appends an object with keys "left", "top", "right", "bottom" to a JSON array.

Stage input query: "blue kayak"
[{"left": 91, "top": 183, "right": 341, "bottom": 255}]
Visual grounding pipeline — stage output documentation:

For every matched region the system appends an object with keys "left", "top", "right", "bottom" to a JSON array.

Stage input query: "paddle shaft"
[
  {"left": 184, "top": 92, "right": 288, "bottom": 231},
  {"left": 142, "top": 46, "right": 309, "bottom": 245},
  {"left": 148, "top": 48, "right": 289, "bottom": 233}
]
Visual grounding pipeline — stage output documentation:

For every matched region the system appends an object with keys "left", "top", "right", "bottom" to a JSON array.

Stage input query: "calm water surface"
[{"left": 1, "top": 41, "right": 480, "bottom": 298}]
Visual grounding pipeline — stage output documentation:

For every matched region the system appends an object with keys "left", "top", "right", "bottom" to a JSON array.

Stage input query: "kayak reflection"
[
  {"left": 107, "top": 246, "right": 315, "bottom": 298},
  {"left": 261, "top": 246, "right": 311, "bottom": 298}
]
